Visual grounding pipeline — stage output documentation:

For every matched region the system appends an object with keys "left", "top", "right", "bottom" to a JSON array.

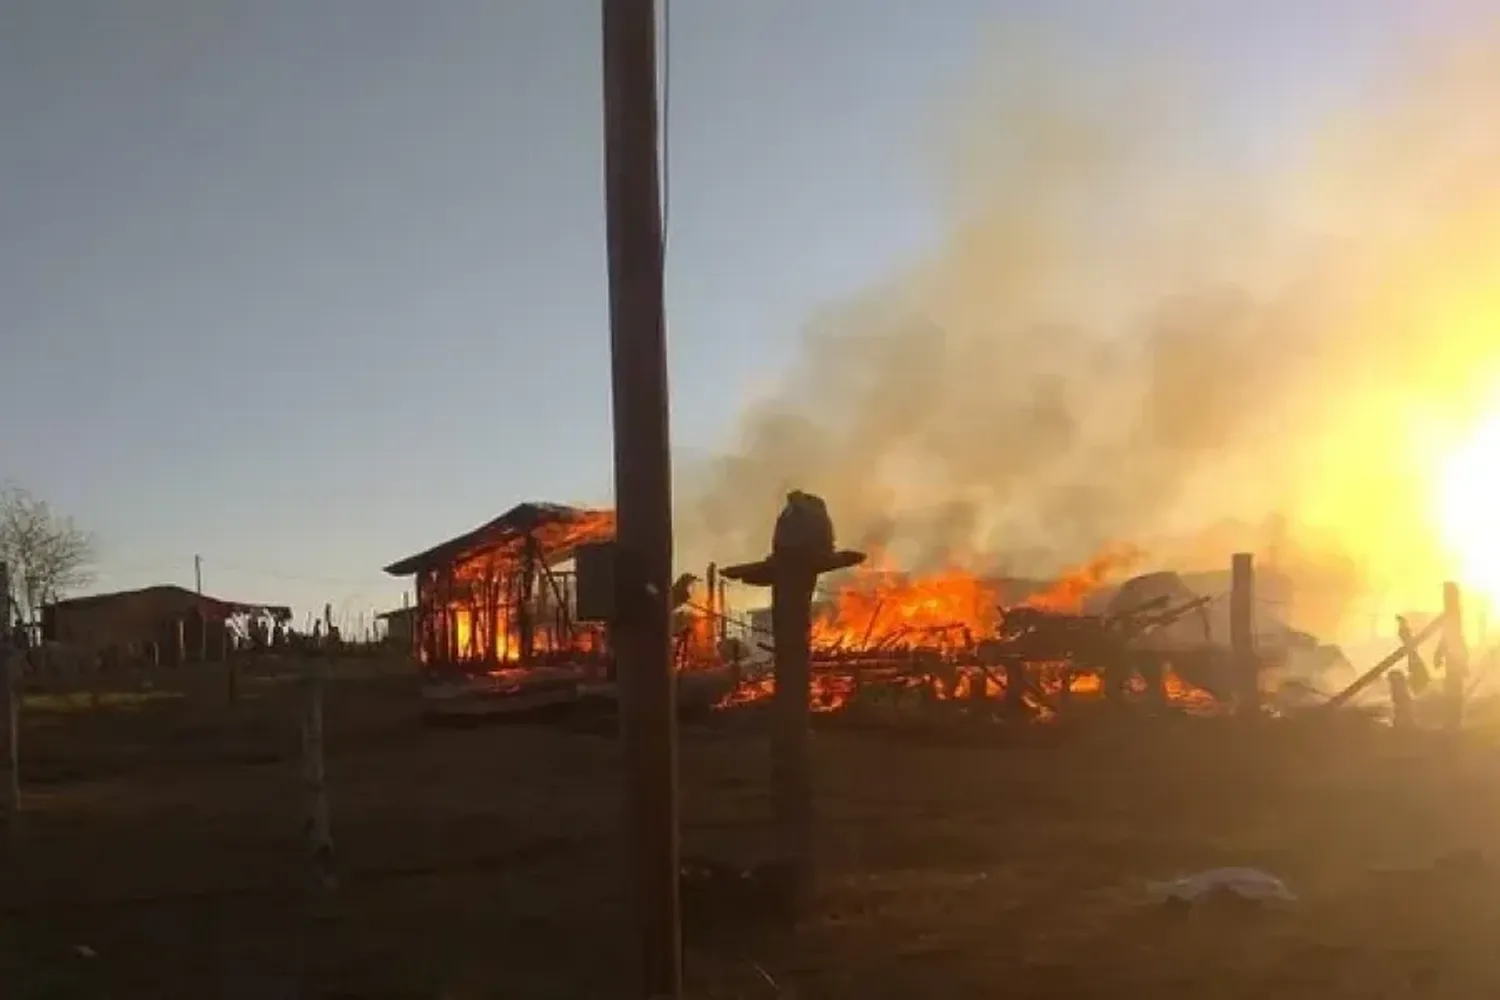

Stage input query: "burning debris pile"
[{"left": 717, "top": 545, "right": 1226, "bottom": 718}]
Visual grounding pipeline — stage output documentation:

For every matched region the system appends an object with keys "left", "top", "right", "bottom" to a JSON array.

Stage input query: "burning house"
[{"left": 382, "top": 502, "right": 616, "bottom": 672}]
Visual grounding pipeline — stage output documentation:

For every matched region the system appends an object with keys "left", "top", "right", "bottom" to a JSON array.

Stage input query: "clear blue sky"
[{"left": 0, "top": 0, "right": 1478, "bottom": 624}]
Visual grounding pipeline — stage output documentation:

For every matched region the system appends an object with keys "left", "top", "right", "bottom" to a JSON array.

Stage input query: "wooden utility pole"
[{"left": 601, "top": 0, "right": 682, "bottom": 995}]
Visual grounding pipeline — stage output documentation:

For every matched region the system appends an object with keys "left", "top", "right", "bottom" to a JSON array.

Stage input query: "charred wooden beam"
[{"left": 1326, "top": 614, "right": 1446, "bottom": 709}]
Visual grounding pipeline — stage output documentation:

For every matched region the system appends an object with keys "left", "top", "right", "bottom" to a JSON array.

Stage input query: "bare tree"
[{"left": 0, "top": 485, "right": 96, "bottom": 626}]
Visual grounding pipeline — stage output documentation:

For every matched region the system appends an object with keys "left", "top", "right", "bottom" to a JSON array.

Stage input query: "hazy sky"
[{"left": 0, "top": 0, "right": 1481, "bottom": 624}]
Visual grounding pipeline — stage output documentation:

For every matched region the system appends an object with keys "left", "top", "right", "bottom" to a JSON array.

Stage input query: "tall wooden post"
[
  {"left": 602, "top": 0, "right": 681, "bottom": 993},
  {"left": 1442, "top": 581, "right": 1468, "bottom": 733},
  {"left": 1230, "top": 553, "right": 1258, "bottom": 715},
  {"left": 724, "top": 493, "right": 865, "bottom": 909},
  {"left": 717, "top": 578, "right": 727, "bottom": 644},
  {"left": 771, "top": 567, "right": 817, "bottom": 871},
  {"left": 705, "top": 562, "right": 718, "bottom": 657}
]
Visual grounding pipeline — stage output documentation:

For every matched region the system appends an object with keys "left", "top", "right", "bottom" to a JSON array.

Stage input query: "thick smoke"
[{"left": 675, "top": 29, "right": 1500, "bottom": 637}]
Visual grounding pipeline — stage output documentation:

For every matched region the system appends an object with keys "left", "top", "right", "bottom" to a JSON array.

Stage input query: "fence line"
[{"left": 0, "top": 835, "right": 586, "bottom": 915}]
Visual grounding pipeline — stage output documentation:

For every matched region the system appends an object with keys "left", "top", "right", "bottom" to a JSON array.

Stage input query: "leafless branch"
[{"left": 0, "top": 484, "right": 96, "bottom": 624}]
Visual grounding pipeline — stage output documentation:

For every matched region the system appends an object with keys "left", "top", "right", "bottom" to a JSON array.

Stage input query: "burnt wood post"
[
  {"left": 1138, "top": 653, "right": 1166, "bottom": 713},
  {"left": 518, "top": 535, "right": 539, "bottom": 663},
  {"left": 722, "top": 492, "right": 865, "bottom": 902},
  {"left": 705, "top": 562, "right": 718, "bottom": 634},
  {"left": 967, "top": 666, "right": 989, "bottom": 711},
  {"left": 1442, "top": 582, "right": 1468, "bottom": 733},
  {"left": 1004, "top": 659, "right": 1028, "bottom": 715},
  {"left": 1230, "top": 553, "right": 1258, "bottom": 715}
]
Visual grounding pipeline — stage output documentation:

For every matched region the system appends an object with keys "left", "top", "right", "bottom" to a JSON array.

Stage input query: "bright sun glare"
[{"left": 1438, "top": 406, "right": 1500, "bottom": 608}]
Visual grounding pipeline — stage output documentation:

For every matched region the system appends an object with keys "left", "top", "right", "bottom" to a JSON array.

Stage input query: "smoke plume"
[{"left": 675, "top": 26, "right": 1500, "bottom": 637}]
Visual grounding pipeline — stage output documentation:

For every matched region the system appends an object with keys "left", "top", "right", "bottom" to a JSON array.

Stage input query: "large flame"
[
  {"left": 429, "top": 509, "right": 617, "bottom": 667},
  {"left": 809, "top": 544, "right": 1142, "bottom": 651},
  {"left": 714, "top": 544, "right": 1196, "bottom": 715}
]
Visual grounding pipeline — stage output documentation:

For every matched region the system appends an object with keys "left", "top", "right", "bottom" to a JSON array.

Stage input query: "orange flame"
[
  {"left": 434, "top": 509, "right": 617, "bottom": 665},
  {"left": 713, "top": 543, "right": 1184, "bottom": 716},
  {"left": 1021, "top": 543, "right": 1143, "bottom": 613},
  {"left": 810, "top": 553, "right": 1001, "bottom": 652}
]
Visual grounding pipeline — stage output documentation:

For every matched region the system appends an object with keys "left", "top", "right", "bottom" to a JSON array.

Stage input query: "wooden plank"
[{"left": 1326, "top": 614, "right": 1446, "bottom": 710}]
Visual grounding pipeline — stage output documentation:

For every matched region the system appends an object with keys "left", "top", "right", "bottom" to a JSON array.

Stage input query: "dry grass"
[{"left": 4, "top": 660, "right": 1500, "bottom": 998}]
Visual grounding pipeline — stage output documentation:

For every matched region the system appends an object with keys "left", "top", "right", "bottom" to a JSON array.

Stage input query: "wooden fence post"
[
  {"left": 1230, "top": 553, "right": 1258, "bottom": 716},
  {"left": 303, "top": 657, "right": 334, "bottom": 889},
  {"left": 1, "top": 647, "right": 16, "bottom": 848},
  {"left": 1389, "top": 670, "right": 1415, "bottom": 730},
  {"left": 967, "top": 666, "right": 989, "bottom": 712},
  {"left": 722, "top": 492, "right": 865, "bottom": 911},
  {"left": 0, "top": 561, "right": 18, "bottom": 845},
  {"left": 1442, "top": 582, "right": 1468, "bottom": 733}
]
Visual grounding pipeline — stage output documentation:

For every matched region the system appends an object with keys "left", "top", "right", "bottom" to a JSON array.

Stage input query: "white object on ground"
[{"left": 1148, "top": 867, "right": 1296, "bottom": 903}]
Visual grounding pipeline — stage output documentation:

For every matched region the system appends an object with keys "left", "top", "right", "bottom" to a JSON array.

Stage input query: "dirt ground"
[{"left": 5, "top": 660, "right": 1500, "bottom": 998}]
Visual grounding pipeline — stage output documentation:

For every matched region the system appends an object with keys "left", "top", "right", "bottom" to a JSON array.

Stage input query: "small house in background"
[
  {"left": 376, "top": 605, "right": 418, "bottom": 653},
  {"left": 41, "top": 585, "right": 292, "bottom": 664}
]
